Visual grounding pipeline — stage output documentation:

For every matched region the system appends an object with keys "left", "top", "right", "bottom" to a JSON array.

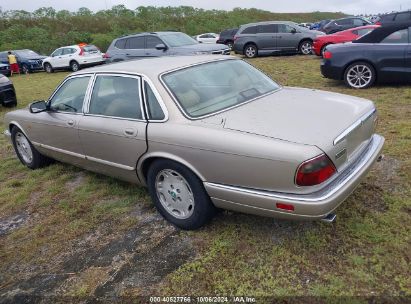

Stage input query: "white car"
[
  {"left": 194, "top": 33, "right": 219, "bottom": 44},
  {"left": 43, "top": 44, "right": 104, "bottom": 73}
]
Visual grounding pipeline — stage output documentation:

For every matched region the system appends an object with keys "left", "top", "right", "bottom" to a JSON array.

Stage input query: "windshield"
[
  {"left": 162, "top": 59, "right": 280, "bottom": 118},
  {"left": 159, "top": 32, "right": 198, "bottom": 47},
  {"left": 14, "top": 50, "right": 41, "bottom": 57}
]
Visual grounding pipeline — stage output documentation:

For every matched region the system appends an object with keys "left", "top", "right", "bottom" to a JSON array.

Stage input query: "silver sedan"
[{"left": 3, "top": 55, "right": 384, "bottom": 229}]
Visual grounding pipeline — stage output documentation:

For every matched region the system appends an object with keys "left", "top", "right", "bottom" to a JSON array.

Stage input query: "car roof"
[
  {"left": 71, "top": 55, "right": 237, "bottom": 78},
  {"left": 240, "top": 21, "right": 296, "bottom": 27},
  {"left": 354, "top": 21, "right": 411, "bottom": 43},
  {"left": 117, "top": 31, "right": 182, "bottom": 39}
]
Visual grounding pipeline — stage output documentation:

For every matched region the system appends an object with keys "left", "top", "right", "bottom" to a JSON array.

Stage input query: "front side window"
[
  {"left": 394, "top": 12, "right": 411, "bottom": 22},
  {"left": 278, "top": 24, "right": 295, "bottom": 33},
  {"left": 88, "top": 75, "right": 142, "bottom": 120},
  {"left": 52, "top": 49, "right": 63, "bottom": 57},
  {"left": 49, "top": 76, "right": 90, "bottom": 113},
  {"left": 162, "top": 60, "right": 280, "bottom": 118},
  {"left": 158, "top": 33, "right": 197, "bottom": 47},
  {"left": 146, "top": 36, "right": 163, "bottom": 49},
  {"left": 144, "top": 81, "right": 165, "bottom": 120},
  {"left": 381, "top": 29, "right": 409, "bottom": 44},
  {"left": 356, "top": 28, "right": 374, "bottom": 37}
]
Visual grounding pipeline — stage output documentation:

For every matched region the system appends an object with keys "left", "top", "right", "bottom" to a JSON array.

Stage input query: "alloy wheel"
[
  {"left": 155, "top": 169, "right": 195, "bottom": 219},
  {"left": 245, "top": 46, "right": 257, "bottom": 58},
  {"left": 15, "top": 132, "right": 33, "bottom": 164},
  {"left": 301, "top": 41, "right": 312, "bottom": 55},
  {"left": 346, "top": 65, "right": 372, "bottom": 88}
]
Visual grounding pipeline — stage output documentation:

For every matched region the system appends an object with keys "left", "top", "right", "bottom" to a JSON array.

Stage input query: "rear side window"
[
  {"left": 394, "top": 12, "right": 411, "bottom": 22},
  {"left": 49, "top": 76, "right": 91, "bottom": 113},
  {"left": 379, "top": 14, "right": 394, "bottom": 22},
  {"left": 241, "top": 26, "right": 257, "bottom": 34},
  {"left": 126, "top": 37, "right": 145, "bottom": 49},
  {"left": 353, "top": 19, "right": 365, "bottom": 26},
  {"left": 114, "top": 39, "right": 126, "bottom": 49},
  {"left": 258, "top": 24, "right": 277, "bottom": 33},
  {"left": 337, "top": 19, "right": 352, "bottom": 25},
  {"left": 381, "top": 29, "right": 409, "bottom": 44},
  {"left": 88, "top": 75, "right": 142, "bottom": 120},
  {"left": 144, "top": 81, "right": 165, "bottom": 120}
]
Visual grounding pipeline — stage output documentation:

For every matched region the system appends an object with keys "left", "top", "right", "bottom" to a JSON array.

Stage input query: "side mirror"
[
  {"left": 291, "top": 28, "right": 297, "bottom": 34},
  {"left": 155, "top": 43, "right": 168, "bottom": 51},
  {"left": 29, "top": 100, "right": 48, "bottom": 113}
]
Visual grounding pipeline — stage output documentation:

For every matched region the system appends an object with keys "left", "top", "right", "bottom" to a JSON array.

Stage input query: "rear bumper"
[
  {"left": 312, "top": 40, "right": 323, "bottom": 56},
  {"left": 320, "top": 60, "right": 343, "bottom": 80},
  {"left": 79, "top": 56, "right": 104, "bottom": 65},
  {"left": 205, "top": 134, "right": 384, "bottom": 220}
]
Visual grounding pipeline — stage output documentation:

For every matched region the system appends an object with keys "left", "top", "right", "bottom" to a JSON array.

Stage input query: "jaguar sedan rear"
[{"left": 4, "top": 56, "right": 384, "bottom": 229}]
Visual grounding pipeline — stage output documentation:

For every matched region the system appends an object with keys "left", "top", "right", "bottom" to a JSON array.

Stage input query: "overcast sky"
[{"left": 0, "top": 0, "right": 408, "bottom": 15}]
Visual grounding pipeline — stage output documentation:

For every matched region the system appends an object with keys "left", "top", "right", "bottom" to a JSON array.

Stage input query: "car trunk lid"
[{"left": 214, "top": 87, "right": 376, "bottom": 170}]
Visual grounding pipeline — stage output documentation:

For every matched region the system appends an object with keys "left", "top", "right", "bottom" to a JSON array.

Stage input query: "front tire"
[
  {"left": 21, "top": 64, "right": 30, "bottom": 74},
  {"left": 44, "top": 63, "right": 54, "bottom": 73},
  {"left": 344, "top": 62, "right": 376, "bottom": 89},
  {"left": 147, "top": 159, "right": 216, "bottom": 230},
  {"left": 11, "top": 127, "right": 52, "bottom": 169},
  {"left": 299, "top": 40, "right": 313, "bottom": 55},
  {"left": 244, "top": 44, "right": 258, "bottom": 58},
  {"left": 70, "top": 61, "right": 80, "bottom": 72}
]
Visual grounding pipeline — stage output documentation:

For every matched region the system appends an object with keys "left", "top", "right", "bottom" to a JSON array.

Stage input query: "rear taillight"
[
  {"left": 295, "top": 154, "right": 336, "bottom": 186},
  {"left": 375, "top": 21, "right": 381, "bottom": 25},
  {"left": 103, "top": 53, "right": 110, "bottom": 59},
  {"left": 234, "top": 35, "right": 239, "bottom": 41},
  {"left": 323, "top": 51, "right": 332, "bottom": 59},
  {"left": 79, "top": 47, "right": 84, "bottom": 56}
]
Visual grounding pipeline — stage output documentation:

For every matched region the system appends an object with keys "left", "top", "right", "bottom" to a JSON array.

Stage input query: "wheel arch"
[
  {"left": 138, "top": 152, "right": 206, "bottom": 186},
  {"left": 8, "top": 121, "right": 29, "bottom": 138}
]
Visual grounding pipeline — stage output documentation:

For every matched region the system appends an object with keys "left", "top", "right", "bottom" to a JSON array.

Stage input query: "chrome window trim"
[
  {"left": 142, "top": 78, "right": 168, "bottom": 122},
  {"left": 333, "top": 108, "right": 376, "bottom": 146},
  {"left": 84, "top": 73, "right": 146, "bottom": 121},
  {"left": 47, "top": 74, "right": 94, "bottom": 115},
  {"left": 159, "top": 58, "right": 282, "bottom": 121}
]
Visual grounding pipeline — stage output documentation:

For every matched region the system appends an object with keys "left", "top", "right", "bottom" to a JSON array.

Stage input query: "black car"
[
  {"left": 321, "top": 22, "right": 411, "bottom": 89},
  {"left": 0, "top": 63, "right": 11, "bottom": 76},
  {"left": 376, "top": 11, "right": 411, "bottom": 25},
  {"left": 216, "top": 28, "right": 238, "bottom": 50},
  {"left": 0, "top": 74, "right": 17, "bottom": 107},
  {"left": 323, "top": 17, "right": 371, "bottom": 34},
  {"left": 0, "top": 50, "right": 45, "bottom": 74}
]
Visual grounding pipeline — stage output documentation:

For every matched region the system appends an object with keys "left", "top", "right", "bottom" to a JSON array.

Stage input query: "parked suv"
[
  {"left": 0, "top": 49, "right": 45, "bottom": 73},
  {"left": 216, "top": 28, "right": 238, "bottom": 50},
  {"left": 233, "top": 21, "right": 324, "bottom": 58},
  {"left": 105, "top": 31, "right": 229, "bottom": 62},
  {"left": 322, "top": 17, "right": 371, "bottom": 34},
  {"left": 375, "top": 11, "right": 411, "bottom": 25},
  {"left": 43, "top": 44, "right": 104, "bottom": 73}
]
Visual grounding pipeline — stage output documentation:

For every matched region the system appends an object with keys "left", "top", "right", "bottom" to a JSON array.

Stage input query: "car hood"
[
  {"left": 173, "top": 43, "right": 228, "bottom": 52},
  {"left": 23, "top": 55, "right": 46, "bottom": 60},
  {"left": 205, "top": 87, "right": 375, "bottom": 167}
]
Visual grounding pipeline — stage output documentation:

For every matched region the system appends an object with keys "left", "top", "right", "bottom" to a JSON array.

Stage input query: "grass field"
[{"left": 0, "top": 56, "right": 410, "bottom": 302}]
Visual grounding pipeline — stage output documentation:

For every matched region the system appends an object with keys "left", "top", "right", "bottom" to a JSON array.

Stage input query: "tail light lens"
[
  {"left": 323, "top": 51, "right": 332, "bottom": 59},
  {"left": 234, "top": 35, "right": 239, "bottom": 41},
  {"left": 375, "top": 21, "right": 381, "bottom": 25},
  {"left": 79, "top": 47, "right": 84, "bottom": 56},
  {"left": 295, "top": 154, "right": 336, "bottom": 186},
  {"left": 103, "top": 53, "right": 110, "bottom": 59}
]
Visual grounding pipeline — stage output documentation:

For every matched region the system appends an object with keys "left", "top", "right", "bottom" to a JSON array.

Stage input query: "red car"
[{"left": 313, "top": 25, "right": 379, "bottom": 56}]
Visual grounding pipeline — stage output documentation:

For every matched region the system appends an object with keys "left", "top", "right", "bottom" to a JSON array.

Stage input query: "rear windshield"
[
  {"left": 162, "top": 60, "right": 280, "bottom": 118},
  {"left": 82, "top": 45, "right": 99, "bottom": 52}
]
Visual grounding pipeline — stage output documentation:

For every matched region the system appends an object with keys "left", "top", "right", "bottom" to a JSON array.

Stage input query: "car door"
[
  {"left": 124, "top": 36, "right": 146, "bottom": 59},
  {"left": 377, "top": 28, "right": 409, "bottom": 81},
  {"left": 78, "top": 74, "right": 147, "bottom": 181},
  {"left": 406, "top": 27, "right": 411, "bottom": 81},
  {"left": 60, "top": 47, "right": 76, "bottom": 68},
  {"left": 26, "top": 75, "right": 91, "bottom": 164},
  {"left": 257, "top": 24, "right": 277, "bottom": 50},
  {"left": 145, "top": 35, "right": 166, "bottom": 57},
  {"left": 49, "top": 48, "right": 64, "bottom": 67},
  {"left": 276, "top": 24, "right": 300, "bottom": 50}
]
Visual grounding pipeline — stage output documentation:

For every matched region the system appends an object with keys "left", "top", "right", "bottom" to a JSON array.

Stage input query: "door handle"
[
  {"left": 124, "top": 128, "right": 137, "bottom": 136},
  {"left": 67, "top": 120, "right": 75, "bottom": 126}
]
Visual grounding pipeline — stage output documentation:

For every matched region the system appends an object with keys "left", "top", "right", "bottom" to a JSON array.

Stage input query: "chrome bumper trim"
[{"left": 206, "top": 134, "right": 384, "bottom": 204}]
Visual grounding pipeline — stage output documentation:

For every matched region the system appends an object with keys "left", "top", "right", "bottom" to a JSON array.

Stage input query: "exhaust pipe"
[{"left": 321, "top": 213, "right": 336, "bottom": 223}]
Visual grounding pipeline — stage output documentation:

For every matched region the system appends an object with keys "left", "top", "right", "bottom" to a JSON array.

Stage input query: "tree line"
[{"left": 0, "top": 5, "right": 346, "bottom": 55}]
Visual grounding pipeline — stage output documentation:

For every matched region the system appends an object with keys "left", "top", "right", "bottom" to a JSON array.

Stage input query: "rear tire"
[
  {"left": 147, "top": 159, "right": 216, "bottom": 230},
  {"left": 299, "top": 40, "right": 313, "bottom": 55},
  {"left": 21, "top": 64, "right": 30, "bottom": 74},
  {"left": 226, "top": 40, "right": 234, "bottom": 51},
  {"left": 70, "top": 61, "right": 80, "bottom": 72},
  {"left": 11, "top": 127, "right": 52, "bottom": 169},
  {"left": 244, "top": 44, "right": 258, "bottom": 58},
  {"left": 343, "top": 62, "right": 376, "bottom": 89}
]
